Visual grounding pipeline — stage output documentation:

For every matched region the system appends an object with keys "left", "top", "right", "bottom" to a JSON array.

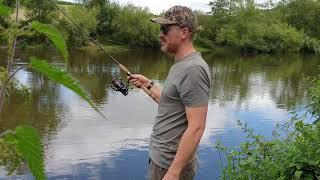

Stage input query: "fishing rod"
[{"left": 48, "top": 0, "right": 159, "bottom": 103}]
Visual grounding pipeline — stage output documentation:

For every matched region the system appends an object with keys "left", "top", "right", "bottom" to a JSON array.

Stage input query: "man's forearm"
[
  {"left": 166, "top": 126, "right": 204, "bottom": 176},
  {"left": 149, "top": 84, "right": 162, "bottom": 100}
]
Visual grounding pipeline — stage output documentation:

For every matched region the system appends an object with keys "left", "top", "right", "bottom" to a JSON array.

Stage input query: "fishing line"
[
  {"left": 48, "top": 0, "right": 120, "bottom": 65},
  {"left": 48, "top": 0, "right": 159, "bottom": 103}
]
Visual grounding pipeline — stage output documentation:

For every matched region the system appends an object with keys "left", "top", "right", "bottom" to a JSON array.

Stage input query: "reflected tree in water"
[{"left": 203, "top": 53, "right": 320, "bottom": 109}]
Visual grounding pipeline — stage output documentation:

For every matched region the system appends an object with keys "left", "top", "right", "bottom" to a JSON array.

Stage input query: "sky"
[
  {"left": 114, "top": 0, "right": 212, "bottom": 14},
  {"left": 65, "top": 0, "right": 276, "bottom": 15}
]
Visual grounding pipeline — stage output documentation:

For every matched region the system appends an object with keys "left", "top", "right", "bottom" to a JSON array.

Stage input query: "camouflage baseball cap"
[{"left": 150, "top": 6, "right": 198, "bottom": 32}]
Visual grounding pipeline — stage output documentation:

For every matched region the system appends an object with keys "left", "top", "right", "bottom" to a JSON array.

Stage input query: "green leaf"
[
  {"left": 30, "top": 58, "right": 106, "bottom": 119},
  {"left": 30, "top": 21, "right": 69, "bottom": 61},
  {"left": 0, "top": 4, "right": 10, "bottom": 17},
  {"left": 294, "top": 171, "right": 302, "bottom": 180},
  {"left": 14, "top": 126, "right": 46, "bottom": 180},
  {"left": 0, "top": 133, "right": 22, "bottom": 176}
]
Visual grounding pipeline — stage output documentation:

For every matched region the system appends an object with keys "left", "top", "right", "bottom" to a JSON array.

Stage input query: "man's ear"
[{"left": 181, "top": 27, "right": 190, "bottom": 40}]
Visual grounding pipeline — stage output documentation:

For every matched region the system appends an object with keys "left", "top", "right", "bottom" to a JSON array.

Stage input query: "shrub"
[
  {"left": 216, "top": 77, "right": 320, "bottom": 179},
  {"left": 110, "top": 4, "right": 159, "bottom": 47}
]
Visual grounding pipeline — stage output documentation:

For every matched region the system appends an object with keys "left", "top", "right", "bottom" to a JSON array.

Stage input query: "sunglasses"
[
  {"left": 160, "top": 25, "right": 182, "bottom": 35},
  {"left": 160, "top": 25, "right": 171, "bottom": 34}
]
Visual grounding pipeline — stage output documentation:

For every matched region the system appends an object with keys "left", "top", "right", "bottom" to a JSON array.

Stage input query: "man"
[{"left": 128, "top": 5, "right": 210, "bottom": 180}]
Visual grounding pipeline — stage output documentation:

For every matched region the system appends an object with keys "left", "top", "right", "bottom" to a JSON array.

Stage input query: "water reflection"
[
  {"left": 0, "top": 48, "right": 319, "bottom": 179},
  {"left": 205, "top": 54, "right": 319, "bottom": 109}
]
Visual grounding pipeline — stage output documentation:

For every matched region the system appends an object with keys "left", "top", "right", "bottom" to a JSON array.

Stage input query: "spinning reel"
[
  {"left": 48, "top": 0, "right": 159, "bottom": 103},
  {"left": 111, "top": 78, "right": 129, "bottom": 96}
]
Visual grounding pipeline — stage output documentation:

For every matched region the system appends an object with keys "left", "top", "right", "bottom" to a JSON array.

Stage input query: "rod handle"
[
  {"left": 119, "top": 64, "right": 160, "bottom": 104},
  {"left": 141, "top": 86, "right": 160, "bottom": 104},
  {"left": 119, "top": 64, "right": 130, "bottom": 74}
]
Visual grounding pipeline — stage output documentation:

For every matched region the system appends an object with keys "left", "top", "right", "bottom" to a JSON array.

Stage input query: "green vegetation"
[
  {"left": 195, "top": 0, "right": 320, "bottom": 54},
  {"left": 57, "top": 4, "right": 98, "bottom": 47},
  {"left": 215, "top": 75, "right": 320, "bottom": 179},
  {"left": 0, "top": 1, "right": 105, "bottom": 179},
  {"left": 0, "top": 126, "right": 45, "bottom": 179},
  {"left": 24, "top": 0, "right": 57, "bottom": 23},
  {"left": 2, "top": 0, "right": 320, "bottom": 54},
  {"left": 31, "top": 21, "right": 69, "bottom": 60},
  {"left": 30, "top": 58, "right": 105, "bottom": 118},
  {"left": 109, "top": 4, "right": 159, "bottom": 47},
  {"left": 1, "top": 1, "right": 320, "bottom": 179}
]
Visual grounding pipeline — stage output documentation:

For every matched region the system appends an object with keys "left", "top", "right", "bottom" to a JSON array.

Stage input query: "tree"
[
  {"left": 282, "top": 0, "right": 320, "bottom": 39},
  {"left": 110, "top": 4, "right": 159, "bottom": 47},
  {"left": 24, "top": 0, "right": 57, "bottom": 23},
  {"left": 209, "top": 0, "right": 231, "bottom": 15},
  {"left": 58, "top": 4, "right": 98, "bottom": 46},
  {"left": 84, "top": 0, "right": 119, "bottom": 35}
]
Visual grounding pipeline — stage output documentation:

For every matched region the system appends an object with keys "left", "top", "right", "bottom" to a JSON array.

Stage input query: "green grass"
[
  {"left": 194, "top": 45, "right": 214, "bottom": 53},
  {"left": 59, "top": 4, "right": 74, "bottom": 10},
  {"left": 78, "top": 43, "right": 131, "bottom": 53},
  {"left": 103, "top": 44, "right": 131, "bottom": 52}
]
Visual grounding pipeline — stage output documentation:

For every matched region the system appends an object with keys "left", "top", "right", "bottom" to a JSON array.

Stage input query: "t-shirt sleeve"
[{"left": 179, "top": 65, "right": 210, "bottom": 107}]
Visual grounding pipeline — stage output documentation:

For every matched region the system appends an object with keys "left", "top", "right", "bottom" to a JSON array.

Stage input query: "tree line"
[{"left": 1, "top": 0, "right": 320, "bottom": 54}]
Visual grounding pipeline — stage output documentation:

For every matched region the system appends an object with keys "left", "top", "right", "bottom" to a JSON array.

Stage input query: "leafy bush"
[
  {"left": 282, "top": 0, "right": 320, "bottom": 40},
  {"left": 215, "top": 8, "right": 305, "bottom": 53},
  {"left": 216, "top": 77, "right": 320, "bottom": 179},
  {"left": 94, "top": 0, "right": 120, "bottom": 36},
  {"left": 0, "top": 0, "right": 10, "bottom": 42},
  {"left": 110, "top": 4, "right": 159, "bottom": 47},
  {"left": 24, "top": 0, "right": 57, "bottom": 23},
  {"left": 207, "top": 0, "right": 320, "bottom": 54},
  {"left": 306, "top": 75, "right": 320, "bottom": 122},
  {"left": 58, "top": 5, "right": 98, "bottom": 47},
  {"left": 263, "top": 23, "right": 304, "bottom": 53},
  {"left": 194, "top": 13, "right": 218, "bottom": 49},
  {"left": 0, "top": 2, "right": 105, "bottom": 179},
  {"left": 0, "top": 126, "right": 46, "bottom": 180},
  {"left": 303, "top": 35, "right": 320, "bottom": 54}
]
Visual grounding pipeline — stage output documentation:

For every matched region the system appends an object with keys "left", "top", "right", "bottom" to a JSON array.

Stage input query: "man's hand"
[
  {"left": 162, "top": 170, "right": 179, "bottom": 180},
  {"left": 163, "top": 106, "right": 207, "bottom": 180},
  {"left": 127, "top": 74, "right": 151, "bottom": 88}
]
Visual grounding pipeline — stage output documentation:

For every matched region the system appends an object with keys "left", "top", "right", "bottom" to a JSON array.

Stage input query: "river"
[{"left": 0, "top": 48, "right": 319, "bottom": 179}]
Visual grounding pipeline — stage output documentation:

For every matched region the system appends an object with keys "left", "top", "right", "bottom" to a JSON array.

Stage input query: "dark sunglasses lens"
[{"left": 160, "top": 26, "right": 168, "bottom": 34}]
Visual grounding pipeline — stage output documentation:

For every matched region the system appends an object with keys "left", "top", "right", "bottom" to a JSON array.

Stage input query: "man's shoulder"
[
  {"left": 183, "top": 57, "right": 209, "bottom": 77},
  {"left": 176, "top": 53, "right": 208, "bottom": 71}
]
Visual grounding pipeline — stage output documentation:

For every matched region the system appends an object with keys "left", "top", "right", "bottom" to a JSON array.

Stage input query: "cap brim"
[{"left": 150, "top": 17, "right": 177, "bottom": 25}]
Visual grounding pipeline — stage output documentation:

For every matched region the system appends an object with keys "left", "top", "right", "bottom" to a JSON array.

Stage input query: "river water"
[{"left": 0, "top": 48, "right": 319, "bottom": 179}]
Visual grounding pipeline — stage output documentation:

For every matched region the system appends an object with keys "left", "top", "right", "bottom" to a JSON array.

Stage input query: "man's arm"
[
  {"left": 128, "top": 74, "right": 162, "bottom": 100},
  {"left": 148, "top": 83, "right": 162, "bottom": 100},
  {"left": 163, "top": 106, "right": 208, "bottom": 180}
]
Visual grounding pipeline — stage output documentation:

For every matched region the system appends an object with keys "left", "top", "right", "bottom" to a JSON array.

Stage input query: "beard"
[{"left": 160, "top": 40, "right": 179, "bottom": 54}]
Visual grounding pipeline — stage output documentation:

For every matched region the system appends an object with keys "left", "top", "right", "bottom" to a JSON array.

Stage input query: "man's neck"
[{"left": 174, "top": 42, "right": 196, "bottom": 61}]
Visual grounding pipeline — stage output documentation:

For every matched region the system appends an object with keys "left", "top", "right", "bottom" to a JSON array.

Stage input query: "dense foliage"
[
  {"left": 2, "top": 0, "right": 320, "bottom": 53},
  {"left": 110, "top": 4, "right": 159, "bottom": 47},
  {"left": 1, "top": 126, "right": 46, "bottom": 180},
  {"left": 57, "top": 4, "right": 98, "bottom": 46},
  {"left": 216, "top": 76, "right": 320, "bottom": 179},
  {"left": 195, "top": 0, "right": 320, "bottom": 54},
  {"left": 0, "top": 1, "right": 105, "bottom": 179},
  {"left": 24, "top": 0, "right": 57, "bottom": 23}
]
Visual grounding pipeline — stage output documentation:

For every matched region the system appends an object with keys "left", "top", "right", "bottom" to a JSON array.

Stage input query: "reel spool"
[{"left": 111, "top": 78, "right": 129, "bottom": 96}]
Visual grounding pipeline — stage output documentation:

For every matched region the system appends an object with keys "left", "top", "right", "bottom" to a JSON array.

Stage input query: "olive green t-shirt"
[{"left": 149, "top": 52, "right": 210, "bottom": 169}]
